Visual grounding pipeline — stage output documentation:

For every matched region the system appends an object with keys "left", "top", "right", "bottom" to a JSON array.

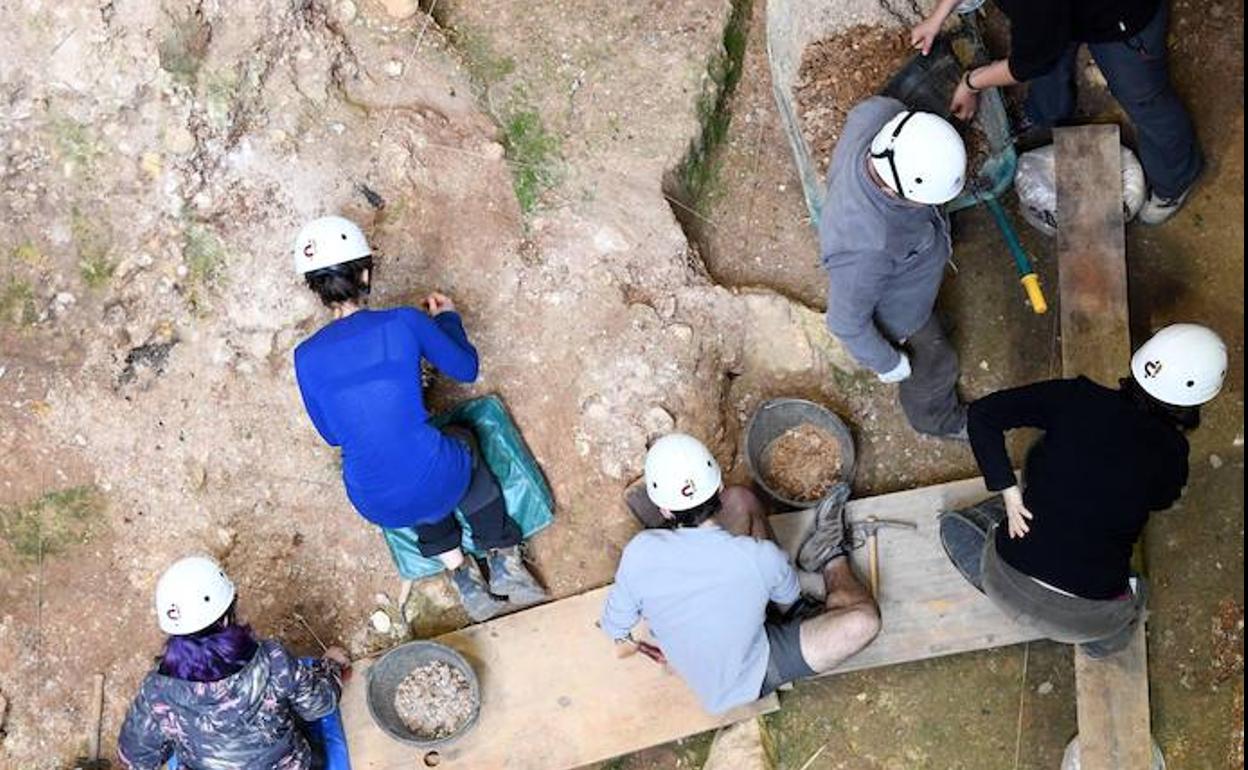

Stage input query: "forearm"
[
  {"left": 926, "top": 0, "right": 963, "bottom": 26},
  {"left": 600, "top": 587, "right": 640, "bottom": 640},
  {"left": 966, "top": 400, "right": 1018, "bottom": 491},
  {"left": 964, "top": 58, "right": 1017, "bottom": 91}
]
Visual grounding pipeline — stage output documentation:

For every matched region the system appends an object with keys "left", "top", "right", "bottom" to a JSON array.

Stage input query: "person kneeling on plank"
[
  {"left": 819, "top": 98, "right": 969, "bottom": 440},
  {"left": 291, "top": 216, "right": 545, "bottom": 622},
  {"left": 952, "top": 324, "right": 1227, "bottom": 657},
  {"left": 118, "top": 556, "right": 350, "bottom": 770},
  {"left": 599, "top": 434, "right": 880, "bottom": 713}
]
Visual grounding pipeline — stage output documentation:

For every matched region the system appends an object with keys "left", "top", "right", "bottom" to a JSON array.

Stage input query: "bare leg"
[
  {"left": 714, "top": 486, "right": 774, "bottom": 541},
  {"left": 796, "top": 555, "right": 880, "bottom": 673}
]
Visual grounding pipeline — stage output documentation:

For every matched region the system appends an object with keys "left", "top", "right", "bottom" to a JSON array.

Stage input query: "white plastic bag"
[
  {"left": 1061, "top": 736, "right": 1165, "bottom": 770},
  {"left": 1014, "top": 144, "right": 1147, "bottom": 237}
]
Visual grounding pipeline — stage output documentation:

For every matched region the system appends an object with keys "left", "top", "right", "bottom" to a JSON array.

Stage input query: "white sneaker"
[{"left": 1138, "top": 187, "right": 1194, "bottom": 225}]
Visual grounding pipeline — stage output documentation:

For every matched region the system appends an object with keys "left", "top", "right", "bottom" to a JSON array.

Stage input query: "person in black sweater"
[
  {"left": 911, "top": 0, "right": 1203, "bottom": 225},
  {"left": 952, "top": 324, "right": 1227, "bottom": 657}
]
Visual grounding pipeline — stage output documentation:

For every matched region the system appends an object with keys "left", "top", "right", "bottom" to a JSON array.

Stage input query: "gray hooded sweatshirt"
[{"left": 818, "top": 96, "right": 952, "bottom": 374}]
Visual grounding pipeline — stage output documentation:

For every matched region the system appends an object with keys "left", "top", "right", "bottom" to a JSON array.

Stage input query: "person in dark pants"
[
  {"left": 291, "top": 216, "right": 546, "bottom": 621},
  {"left": 819, "top": 97, "right": 970, "bottom": 439},
  {"left": 950, "top": 324, "right": 1227, "bottom": 656},
  {"left": 912, "top": 0, "right": 1203, "bottom": 224}
]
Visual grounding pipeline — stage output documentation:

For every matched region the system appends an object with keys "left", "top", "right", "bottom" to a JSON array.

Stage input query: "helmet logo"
[
  {"left": 680, "top": 480, "right": 697, "bottom": 498},
  {"left": 166, "top": 605, "right": 180, "bottom": 621},
  {"left": 303, "top": 240, "right": 316, "bottom": 260},
  {"left": 1143, "top": 360, "right": 1163, "bottom": 378}
]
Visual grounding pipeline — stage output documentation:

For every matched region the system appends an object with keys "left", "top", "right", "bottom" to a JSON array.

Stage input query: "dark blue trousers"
[{"left": 1024, "top": 1, "right": 1203, "bottom": 198}]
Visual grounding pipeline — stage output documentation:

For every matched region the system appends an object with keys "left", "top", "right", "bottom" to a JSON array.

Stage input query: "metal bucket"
[
  {"left": 366, "top": 640, "right": 482, "bottom": 748},
  {"left": 744, "top": 398, "right": 856, "bottom": 509}
]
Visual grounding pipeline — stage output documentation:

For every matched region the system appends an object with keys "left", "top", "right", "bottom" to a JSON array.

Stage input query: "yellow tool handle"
[{"left": 1021, "top": 273, "right": 1047, "bottom": 315}]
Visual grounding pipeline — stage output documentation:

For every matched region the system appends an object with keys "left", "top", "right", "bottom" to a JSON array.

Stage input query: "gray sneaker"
[
  {"left": 797, "top": 482, "right": 852, "bottom": 572},
  {"left": 1138, "top": 187, "right": 1194, "bottom": 225},
  {"left": 449, "top": 559, "right": 507, "bottom": 622},
  {"left": 486, "top": 545, "right": 548, "bottom": 606}
]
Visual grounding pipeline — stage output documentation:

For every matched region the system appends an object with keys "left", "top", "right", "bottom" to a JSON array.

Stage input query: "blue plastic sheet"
[{"left": 381, "top": 395, "right": 556, "bottom": 580}]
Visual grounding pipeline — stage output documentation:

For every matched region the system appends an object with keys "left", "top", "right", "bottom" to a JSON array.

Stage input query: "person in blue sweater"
[{"left": 291, "top": 215, "right": 546, "bottom": 621}]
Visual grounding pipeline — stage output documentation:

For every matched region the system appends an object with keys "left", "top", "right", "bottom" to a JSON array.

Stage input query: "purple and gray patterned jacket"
[{"left": 118, "top": 640, "right": 342, "bottom": 770}]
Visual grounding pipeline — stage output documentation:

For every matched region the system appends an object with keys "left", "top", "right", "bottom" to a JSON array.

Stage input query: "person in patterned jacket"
[{"left": 118, "top": 556, "right": 350, "bottom": 770}]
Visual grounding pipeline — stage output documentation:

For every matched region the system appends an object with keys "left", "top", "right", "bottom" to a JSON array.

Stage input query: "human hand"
[
  {"left": 424, "top": 292, "right": 456, "bottom": 316},
  {"left": 323, "top": 646, "right": 353, "bottom": 680},
  {"left": 877, "top": 352, "right": 912, "bottom": 384},
  {"left": 1001, "top": 485, "right": 1033, "bottom": 539},
  {"left": 910, "top": 17, "right": 943, "bottom": 56},
  {"left": 950, "top": 82, "right": 980, "bottom": 121}
]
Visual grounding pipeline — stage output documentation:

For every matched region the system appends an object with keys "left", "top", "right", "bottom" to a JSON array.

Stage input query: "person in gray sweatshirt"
[{"left": 818, "top": 96, "right": 969, "bottom": 438}]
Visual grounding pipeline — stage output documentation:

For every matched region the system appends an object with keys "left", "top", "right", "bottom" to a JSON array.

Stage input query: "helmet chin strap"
[{"left": 870, "top": 110, "right": 919, "bottom": 201}]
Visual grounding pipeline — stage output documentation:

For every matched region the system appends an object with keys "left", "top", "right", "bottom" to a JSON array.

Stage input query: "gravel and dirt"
[
  {"left": 0, "top": 0, "right": 1241, "bottom": 768},
  {"left": 794, "top": 24, "right": 917, "bottom": 175},
  {"left": 394, "top": 660, "right": 475, "bottom": 740},
  {"left": 761, "top": 424, "right": 843, "bottom": 503}
]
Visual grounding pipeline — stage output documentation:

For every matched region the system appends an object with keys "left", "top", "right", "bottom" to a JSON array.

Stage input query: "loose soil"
[
  {"left": 394, "top": 660, "right": 475, "bottom": 741},
  {"left": 794, "top": 24, "right": 915, "bottom": 174},
  {"left": 794, "top": 24, "right": 992, "bottom": 178},
  {"left": 761, "top": 424, "right": 843, "bottom": 503}
]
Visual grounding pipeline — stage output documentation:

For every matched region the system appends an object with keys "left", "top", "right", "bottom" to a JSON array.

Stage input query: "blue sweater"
[{"left": 294, "top": 308, "right": 479, "bottom": 527}]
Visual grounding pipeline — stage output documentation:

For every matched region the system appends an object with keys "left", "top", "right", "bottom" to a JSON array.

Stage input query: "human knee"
[
  {"left": 719, "top": 485, "right": 761, "bottom": 515},
  {"left": 849, "top": 603, "right": 882, "bottom": 646}
]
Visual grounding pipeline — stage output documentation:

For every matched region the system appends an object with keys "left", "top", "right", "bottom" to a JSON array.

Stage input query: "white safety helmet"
[
  {"left": 1130, "top": 324, "right": 1228, "bottom": 407},
  {"left": 292, "top": 216, "right": 371, "bottom": 275},
  {"left": 869, "top": 110, "right": 967, "bottom": 205},
  {"left": 644, "top": 433, "right": 723, "bottom": 512},
  {"left": 154, "top": 555, "right": 236, "bottom": 635}
]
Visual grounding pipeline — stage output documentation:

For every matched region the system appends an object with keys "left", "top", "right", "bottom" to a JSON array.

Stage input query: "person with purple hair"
[{"left": 118, "top": 556, "right": 351, "bottom": 770}]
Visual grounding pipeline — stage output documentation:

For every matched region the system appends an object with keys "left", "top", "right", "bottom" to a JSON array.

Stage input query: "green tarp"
[{"left": 380, "top": 395, "right": 555, "bottom": 580}]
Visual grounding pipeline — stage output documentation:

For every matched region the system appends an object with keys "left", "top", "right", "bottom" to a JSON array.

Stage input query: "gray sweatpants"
[
  {"left": 898, "top": 315, "right": 966, "bottom": 436},
  {"left": 982, "top": 530, "right": 1144, "bottom": 654}
]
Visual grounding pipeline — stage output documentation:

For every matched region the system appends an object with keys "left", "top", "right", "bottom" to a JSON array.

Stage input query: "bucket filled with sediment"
[
  {"left": 366, "top": 640, "right": 481, "bottom": 748},
  {"left": 745, "top": 398, "right": 856, "bottom": 509}
]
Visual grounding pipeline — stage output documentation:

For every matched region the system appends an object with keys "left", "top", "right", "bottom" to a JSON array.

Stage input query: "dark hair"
[
  {"left": 304, "top": 256, "right": 373, "bottom": 307},
  {"left": 669, "top": 492, "right": 722, "bottom": 528},
  {"left": 1120, "top": 377, "right": 1201, "bottom": 431},
  {"left": 159, "top": 606, "right": 259, "bottom": 682}
]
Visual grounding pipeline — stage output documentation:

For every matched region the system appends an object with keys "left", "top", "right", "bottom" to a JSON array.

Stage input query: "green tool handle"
[{"left": 984, "top": 196, "right": 1047, "bottom": 314}]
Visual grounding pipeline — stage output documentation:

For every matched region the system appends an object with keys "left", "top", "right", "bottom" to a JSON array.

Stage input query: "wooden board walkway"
[
  {"left": 340, "top": 476, "right": 1038, "bottom": 769},
  {"left": 1056, "top": 124, "right": 1154, "bottom": 769},
  {"left": 339, "top": 589, "right": 779, "bottom": 770}
]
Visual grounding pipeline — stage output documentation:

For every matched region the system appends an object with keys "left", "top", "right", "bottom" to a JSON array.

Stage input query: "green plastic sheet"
[{"left": 380, "top": 395, "right": 555, "bottom": 580}]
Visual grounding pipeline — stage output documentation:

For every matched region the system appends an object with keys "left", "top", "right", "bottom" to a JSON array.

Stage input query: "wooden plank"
[
  {"left": 1074, "top": 624, "right": 1152, "bottom": 767},
  {"left": 341, "top": 477, "right": 1041, "bottom": 769},
  {"left": 770, "top": 477, "right": 1042, "bottom": 673},
  {"left": 340, "top": 589, "right": 779, "bottom": 770},
  {"left": 1055, "top": 124, "right": 1131, "bottom": 386},
  {"left": 1056, "top": 124, "right": 1153, "bottom": 770}
]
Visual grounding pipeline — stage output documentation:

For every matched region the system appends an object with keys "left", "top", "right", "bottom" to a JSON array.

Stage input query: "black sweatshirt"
[
  {"left": 995, "top": 0, "right": 1163, "bottom": 81},
  {"left": 968, "top": 377, "right": 1188, "bottom": 599}
]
